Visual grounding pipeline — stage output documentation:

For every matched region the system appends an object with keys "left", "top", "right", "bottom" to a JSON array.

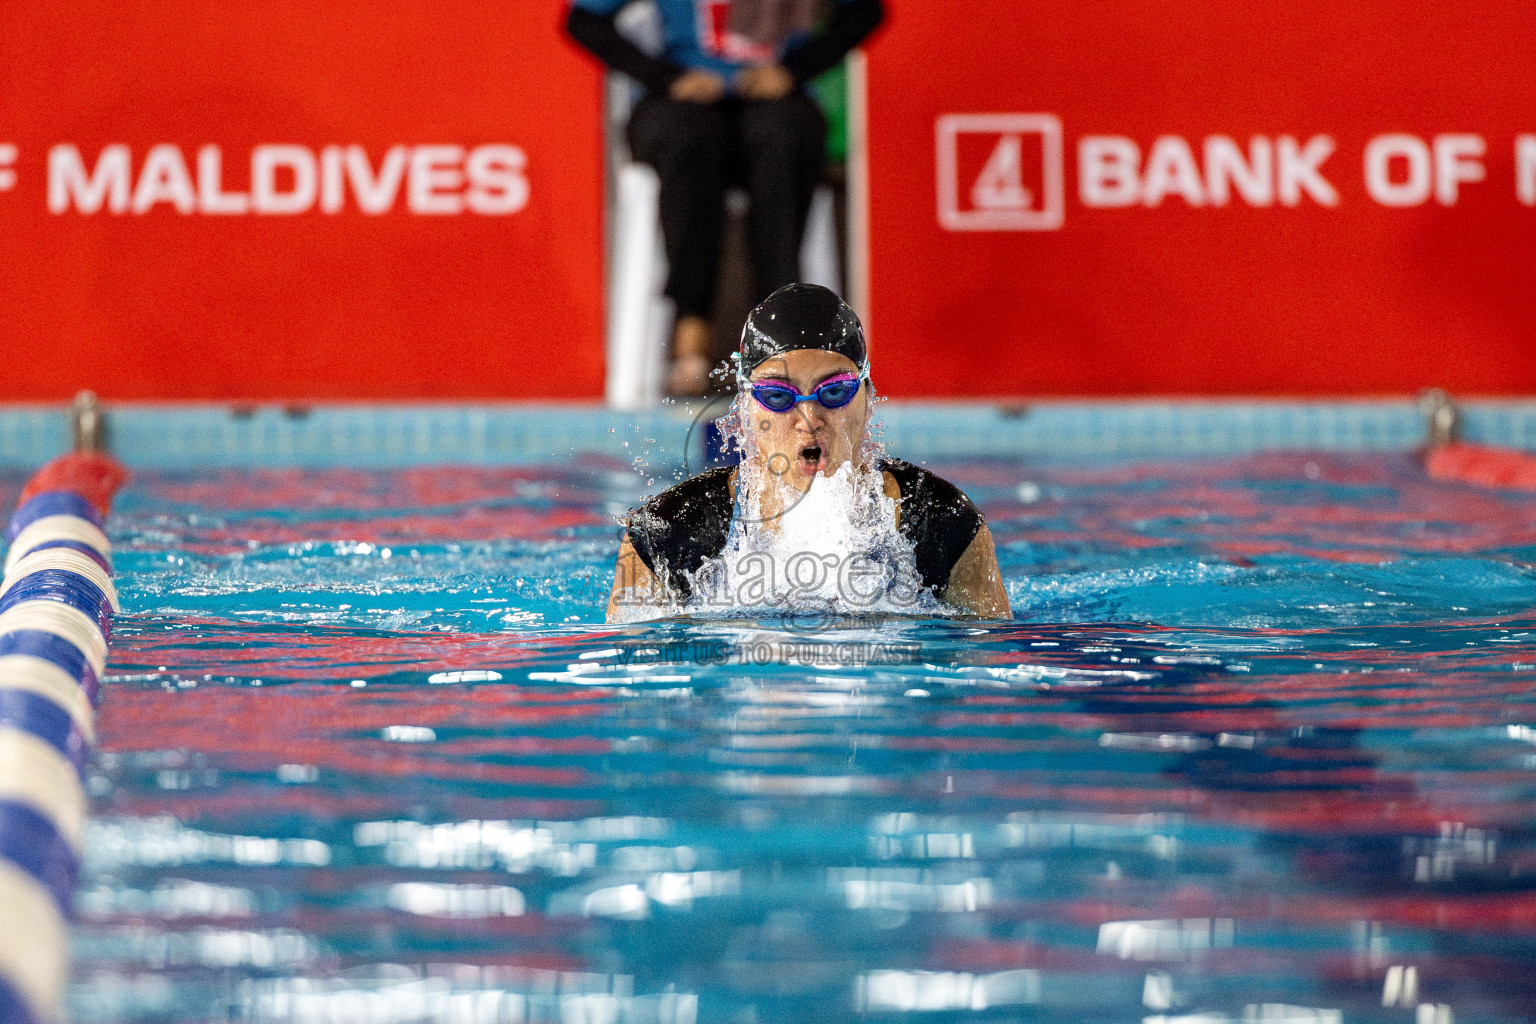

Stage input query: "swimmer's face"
[{"left": 745, "top": 349, "right": 870, "bottom": 486}]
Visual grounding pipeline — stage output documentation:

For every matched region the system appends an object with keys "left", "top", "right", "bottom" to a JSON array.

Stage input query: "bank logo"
[{"left": 937, "top": 114, "right": 1064, "bottom": 231}]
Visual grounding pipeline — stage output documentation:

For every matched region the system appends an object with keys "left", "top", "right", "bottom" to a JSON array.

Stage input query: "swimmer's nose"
[{"left": 795, "top": 403, "right": 827, "bottom": 430}]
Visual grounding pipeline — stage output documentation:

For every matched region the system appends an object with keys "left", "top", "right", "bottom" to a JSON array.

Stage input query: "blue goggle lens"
[
  {"left": 814, "top": 378, "right": 861, "bottom": 409},
  {"left": 753, "top": 385, "right": 799, "bottom": 412}
]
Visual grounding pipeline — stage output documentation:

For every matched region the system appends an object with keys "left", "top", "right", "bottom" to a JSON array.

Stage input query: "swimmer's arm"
[
  {"left": 606, "top": 535, "right": 669, "bottom": 622},
  {"left": 941, "top": 524, "right": 1012, "bottom": 619}
]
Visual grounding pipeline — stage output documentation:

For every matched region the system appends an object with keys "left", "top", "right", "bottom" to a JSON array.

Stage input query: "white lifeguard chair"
[{"left": 603, "top": 1, "right": 844, "bottom": 410}]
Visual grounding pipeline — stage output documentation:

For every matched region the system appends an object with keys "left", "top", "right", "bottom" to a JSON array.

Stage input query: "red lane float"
[
  {"left": 0, "top": 451, "right": 127, "bottom": 1024},
  {"left": 16, "top": 452, "right": 131, "bottom": 521},
  {"left": 1423, "top": 442, "right": 1536, "bottom": 491}
]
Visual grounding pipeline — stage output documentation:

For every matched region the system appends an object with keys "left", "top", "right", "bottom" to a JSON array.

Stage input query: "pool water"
[{"left": 35, "top": 451, "right": 1536, "bottom": 1023}]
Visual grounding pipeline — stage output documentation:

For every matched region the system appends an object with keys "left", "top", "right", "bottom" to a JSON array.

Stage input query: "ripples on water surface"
[{"left": 15, "top": 452, "right": 1536, "bottom": 1023}]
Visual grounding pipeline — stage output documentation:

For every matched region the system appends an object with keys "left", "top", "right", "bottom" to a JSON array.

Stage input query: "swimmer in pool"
[{"left": 607, "top": 283, "right": 1011, "bottom": 622}]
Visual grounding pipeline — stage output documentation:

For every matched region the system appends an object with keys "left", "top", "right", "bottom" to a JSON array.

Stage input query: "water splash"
[{"left": 688, "top": 460, "right": 939, "bottom": 618}]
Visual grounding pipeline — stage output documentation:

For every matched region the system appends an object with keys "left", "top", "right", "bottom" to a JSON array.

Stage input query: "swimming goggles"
[{"left": 749, "top": 373, "right": 863, "bottom": 413}]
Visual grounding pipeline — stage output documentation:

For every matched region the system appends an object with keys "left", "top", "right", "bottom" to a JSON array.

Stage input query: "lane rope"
[{"left": 0, "top": 449, "right": 126, "bottom": 1023}]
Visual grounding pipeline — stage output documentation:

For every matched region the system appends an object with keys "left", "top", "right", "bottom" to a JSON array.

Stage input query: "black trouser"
[{"left": 627, "top": 92, "right": 827, "bottom": 321}]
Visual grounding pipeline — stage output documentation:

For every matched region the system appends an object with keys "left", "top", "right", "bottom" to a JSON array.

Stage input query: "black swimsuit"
[{"left": 623, "top": 459, "right": 984, "bottom": 601}]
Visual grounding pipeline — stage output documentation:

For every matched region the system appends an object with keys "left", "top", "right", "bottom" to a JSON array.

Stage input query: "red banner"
[
  {"left": 0, "top": 2, "right": 605, "bottom": 401},
  {"left": 863, "top": 2, "right": 1536, "bottom": 397}
]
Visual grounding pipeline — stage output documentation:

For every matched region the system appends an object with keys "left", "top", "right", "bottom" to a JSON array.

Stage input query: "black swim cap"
[{"left": 738, "top": 283, "right": 867, "bottom": 378}]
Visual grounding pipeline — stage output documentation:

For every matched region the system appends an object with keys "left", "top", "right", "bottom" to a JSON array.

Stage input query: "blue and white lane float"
[{"left": 0, "top": 451, "right": 126, "bottom": 1024}]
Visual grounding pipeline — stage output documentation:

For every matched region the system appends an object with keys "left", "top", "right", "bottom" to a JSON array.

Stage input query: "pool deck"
[{"left": 3, "top": 398, "right": 1536, "bottom": 470}]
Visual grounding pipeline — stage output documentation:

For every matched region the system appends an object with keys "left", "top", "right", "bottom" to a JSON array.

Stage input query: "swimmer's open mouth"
[{"left": 797, "top": 445, "right": 825, "bottom": 475}]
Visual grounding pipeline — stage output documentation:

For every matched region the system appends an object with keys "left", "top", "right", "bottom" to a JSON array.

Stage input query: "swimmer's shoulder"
[
  {"left": 633, "top": 465, "right": 734, "bottom": 524},
  {"left": 879, "top": 458, "right": 984, "bottom": 591},
  {"left": 624, "top": 466, "right": 735, "bottom": 584},
  {"left": 880, "top": 459, "right": 983, "bottom": 522}
]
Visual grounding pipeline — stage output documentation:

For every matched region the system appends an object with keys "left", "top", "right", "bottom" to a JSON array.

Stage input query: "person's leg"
[
  {"left": 628, "top": 95, "right": 728, "bottom": 393},
  {"left": 735, "top": 94, "right": 828, "bottom": 303}
]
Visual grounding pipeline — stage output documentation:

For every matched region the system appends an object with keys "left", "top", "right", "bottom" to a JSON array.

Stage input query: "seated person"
[
  {"left": 607, "top": 283, "right": 1012, "bottom": 621},
  {"left": 566, "top": 0, "right": 885, "bottom": 395}
]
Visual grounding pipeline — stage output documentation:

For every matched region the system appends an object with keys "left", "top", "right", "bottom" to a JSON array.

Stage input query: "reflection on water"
[{"left": 36, "top": 454, "right": 1536, "bottom": 1022}]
